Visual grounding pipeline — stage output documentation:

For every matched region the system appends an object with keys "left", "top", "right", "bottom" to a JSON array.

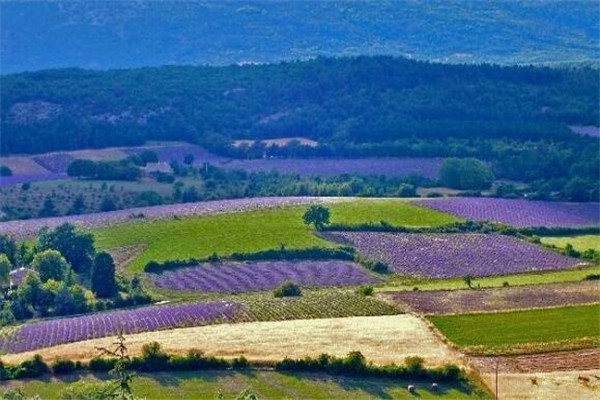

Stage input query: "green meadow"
[
  {"left": 541, "top": 235, "right": 600, "bottom": 252},
  {"left": 94, "top": 199, "right": 456, "bottom": 272},
  {"left": 9, "top": 370, "right": 486, "bottom": 400},
  {"left": 429, "top": 304, "right": 600, "bottom": 353}
]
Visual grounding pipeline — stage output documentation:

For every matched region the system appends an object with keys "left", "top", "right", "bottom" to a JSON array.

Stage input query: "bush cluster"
[{"left": 144, "top": 246, "right": 356, "bottom": 273}]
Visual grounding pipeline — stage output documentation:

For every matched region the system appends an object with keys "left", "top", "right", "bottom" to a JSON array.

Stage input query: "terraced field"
[
  {"left": 91, "top": 199, "right": 453, "bottom": 272},
  {"left": 324, "top": 232, "right": 583, "bottom": 278},
  {"left": 418, "top": 198, "right": 600, "bottom": 228},
  {"left": 429, "top": 304, "right": 600, "bottom": 355},
  {"left": 382, "top": 281, "right": 600, "bottom": 314},
  {"left": 149, "top": 260, "right": 380, "bottom": 293},
  {"left": 3, "top": 315, "right": 454, "bottom": 366},
  {"left": 0, "top": 290, "right": 399, "bottom": 355}
]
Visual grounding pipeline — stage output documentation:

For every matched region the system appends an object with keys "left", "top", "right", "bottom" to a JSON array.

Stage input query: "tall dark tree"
[
  {"left": 38, "top": 223, "right": 95, "bottom": 274},
  {"left": 39, "top": 197, "right": 58, "bottom": 217},
  {"left": 91, "top": 252, "right": 118, "bottom": 298}
]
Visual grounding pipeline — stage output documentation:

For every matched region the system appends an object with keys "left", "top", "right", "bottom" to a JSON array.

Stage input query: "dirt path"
[{"left": 380, "top": 281, "right": 600, "bottom": 315}]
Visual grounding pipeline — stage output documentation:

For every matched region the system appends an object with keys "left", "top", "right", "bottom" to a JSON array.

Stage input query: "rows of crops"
[
  {"left": 241, "top": 290, "right": 400, "bottom": 322},
  {"left": 0, "top": 301, "right": 246, "bottom": 354},
  {"left": 418, "top": 198, "right": 600, "bottom": 227},
  {"left": 0, "top": 196, "right": 330, "bottom": 239},
  {"left": 0, "top": 290, "right": 400, "bottom": 354},
  {"left": 150, "top": 260, "right": 380, "bottom": 293},
  {"left": 323, "top": 232, "right": 582, "bottom": 278}
]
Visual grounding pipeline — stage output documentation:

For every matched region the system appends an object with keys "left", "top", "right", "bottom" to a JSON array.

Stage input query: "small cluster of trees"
[
  {"left": 66, "top": 152, "right": 159, "bottom": 181},
  {"left": 0, "top": 224, "right": 148, "bottom": 326}
]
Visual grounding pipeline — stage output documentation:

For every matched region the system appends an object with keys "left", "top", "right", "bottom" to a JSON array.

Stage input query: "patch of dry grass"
[
  {"left": 481, "top": 370, "right": 600, "bottom": 400},
  {"left": 4, "top": 315, "right": 459, "bottom": 366}
]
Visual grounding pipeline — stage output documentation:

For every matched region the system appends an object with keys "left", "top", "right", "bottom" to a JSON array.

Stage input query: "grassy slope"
[
  {"left": 94, "top": 200, "right": 456, "bottom": 272},
  {"left": 10, "top": 371, "right": 485, "bottom": 400},
  {"left": 541, "top": 235, "right": 600, "bottom": 252},
  {"left": 429, "top": 304, "right": 600, "bottom": 353},
  {"left": 378, "top": 265, "right": 600, "bottom": 292}
]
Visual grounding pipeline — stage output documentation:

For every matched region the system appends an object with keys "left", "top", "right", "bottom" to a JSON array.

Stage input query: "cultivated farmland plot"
[
  {"left": 220, "top": 157, "right": 443, "bottom": 179},
  {"left": 323, "top": 232, "right": 584, "bottom": 278},
  {"left": 0, "top": 301, "right": 246, "bottom": 354},
  {"left": 0, "top": 196, "right": 334, "bottom": 239},
  {"left": 150, "top": 260, "right": 380, "bottom": 293},
  {"left": 382, "top": 280, "right": 600, "bottom": 314},
  {"left": 418, "top": 197, "right": 600, "bottom": 227}
]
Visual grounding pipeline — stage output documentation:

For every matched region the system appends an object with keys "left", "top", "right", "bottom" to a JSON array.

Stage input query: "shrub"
[
  {"left": 14, "top": 355, "right": 49, "bottom": 378},
  {"left": 87, "top": 357, "right": 116, "bottom": 372},
  {"left": 356, "top": 286, "right": 374, "bottom": 296},
  {"left": 51, "top": 359, "right": 77, "bottom": 375},
  {"left": 231, "top": 356, "right": 249, "bottom": 369},
  {"left": 273, "top": 281, "right": 302, "bottom": 298}
]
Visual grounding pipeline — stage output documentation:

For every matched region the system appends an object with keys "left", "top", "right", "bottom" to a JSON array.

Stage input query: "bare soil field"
[
  {"left": 471, "top": 348, "right": 600, "bottom": 374},
  {"left": 380, "top": 281, "right": 600, "bottom": 315},
  {"left": 0, "top": 156, "right": 50, "bottom": 175},
  {"left": 3, "top": 315, "right": 460, "bottom": 367},
  {"left": 480, "top": 369, "right": 600, "bottom": 400}
]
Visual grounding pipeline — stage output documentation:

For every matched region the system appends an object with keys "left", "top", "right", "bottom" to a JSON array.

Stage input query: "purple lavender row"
[
  {"left": 127, "top": 144, "right": 443, "bottom": 179},
  {"left": 323, "top": 232, "right": 585, "bottom": 279},
  {"left": 150, "top": 260, "right": 380, "bottom": 293},
  {"left": 0, "top": 196, "right": 332, "bottom": 240},
  {"left": 220, "top": 157, "right": 443, "bottom": 179},
  {"left": 0, "top": 301, "right": 244, "bottom": 354},
  {"left": 418, "top": 198, "right": 599, "bottom": 228}
]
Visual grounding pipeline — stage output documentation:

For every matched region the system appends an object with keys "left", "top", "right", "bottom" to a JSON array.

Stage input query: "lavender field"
[
  {"left": 0, "top": 301, "right": 245, "bottom": 354},
  {"left": 323, "top": 232, "right": 584, "bottom": 278},
  {"left": 0, "top": 196, "right": 331, "bottom": 239},
  {"left": 418, "top": 198, "right": 600, "bottom": 228},
  {"left": 150, "top": 260, "right": 380, "bottom": 293},
  {"left": 131, "top": 144, "right": 443, "bottom": 178},
  {"left": 221, "top": 157, "right": 443, "bottom": 179}
]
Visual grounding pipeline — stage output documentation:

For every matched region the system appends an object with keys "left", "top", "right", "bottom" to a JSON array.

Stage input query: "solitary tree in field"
[
  {"left": 302, "top": 205, "right": 331, "bottom": 230},
  {"left": 92, "top": 252, "right": 118, "bottom": 298}
]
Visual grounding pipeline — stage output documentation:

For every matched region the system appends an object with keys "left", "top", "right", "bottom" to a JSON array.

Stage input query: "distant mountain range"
[{"left": 1, "top": 0, "right": 599, "bottom": 73}]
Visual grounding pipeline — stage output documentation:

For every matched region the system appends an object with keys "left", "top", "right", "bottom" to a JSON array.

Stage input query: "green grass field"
[
  {"left": 378, "top": 265, "right": 600, "bottom": 292},
  {"left": 429, "top": 304, "right": 600, "bottom": 355},
  {"left": 541, "top": 235, "right": 600, "bottom": 252},
  {"left": 94, "top": 200, "right": 455, "bottom": 272},
  {"left": 8, "top": 370, "right": 486, "bottom": 399}
]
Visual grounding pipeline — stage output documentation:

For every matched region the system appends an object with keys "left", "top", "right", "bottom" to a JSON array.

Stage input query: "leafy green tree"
[
  {"left": 38, "top": 197, "right": 58, "bottom": 217},
  {"left": 182, "top": 186, "right": 200, "bottom": 203},
  {"left": 38, "top": 223, "right": 95, "bottom": 274},
  {"left": 302, "top": 205, "right": 330, "bottom": 230},
  {"left": 183, "top": 153, "right": 195, "bottom": 165},
  {"left": 139, "top": 150, "right": 159, "bottom": 164},
  {"left": 92, "top": 252, "right": 118, "bottom": 298},
  {"left": 273, "top": 281, "right": 302, "bottom": 297},
  {"left": 0, "top": 235, "right": 17, "bottom": 265},
  {"left": 17, "top": 271, "right": 43, "bottom": 306},
  {"left": 0, "top": 165, "right": 12, "bottom": 177},
  {"left": 68, "top": 194, "right": 86, "bottom": 215},
  {"left": 32, "top": 250, "right": 70, "bottom": 282},
  {"left": 67, "top": 159, "right": 97, "bottom": 178},
  {"left": 440, "top": 158, "right": 495, "bottom": 190},
  {"left": 0, "top": 254, "right": 11, "bottom": 287},
  {"left": 100, "top": 197, "right": 117, "bottom": 212}
]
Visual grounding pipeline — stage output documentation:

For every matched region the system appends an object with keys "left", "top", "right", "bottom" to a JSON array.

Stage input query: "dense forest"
[
  {"left": 1, "top": 0, "right": 599, "bottom": 72},
  {"left": 2, "top": 56, "right": 598, "bottom": 155}
]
